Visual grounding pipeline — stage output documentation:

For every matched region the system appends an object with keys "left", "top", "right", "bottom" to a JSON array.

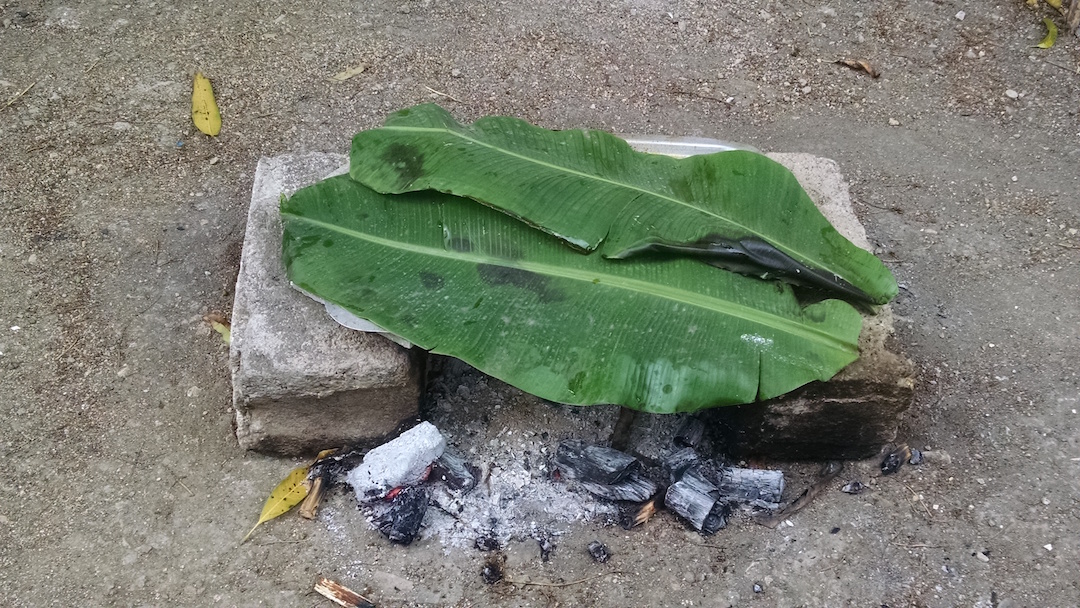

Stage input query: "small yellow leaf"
[
  {"left": 203, "top": 313, "right": 231, "bottom": 344},
  {"left": 329, "top": 62, "right": 370, "bottom": 82},
  {"left": 242, "top": 464, "right": 311, "bottom": 543},
  {"left": 1036, "top": 17, "right": 1058, "bottom": 48},
  {"left": 1045, "top": 0, "right": 1062, "bottom": 9},
  {"left": 191, "top": 72, "right": 221, "bottom": 136}
]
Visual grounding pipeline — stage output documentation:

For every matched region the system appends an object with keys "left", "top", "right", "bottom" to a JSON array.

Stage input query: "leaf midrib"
[
  {"left": 378, "top": 124, "right": 847, "bottom": 280},
  {"left": 283, "top": 211, "right": 857, "bottom": 354}
]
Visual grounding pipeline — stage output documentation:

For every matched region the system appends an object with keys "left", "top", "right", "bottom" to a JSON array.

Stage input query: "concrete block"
[
  {"left": 702, "top": 153, "right": 915, "bottom": 460},
  {"left": 230, "top": 153, "right": 422, "bottom": 455}
]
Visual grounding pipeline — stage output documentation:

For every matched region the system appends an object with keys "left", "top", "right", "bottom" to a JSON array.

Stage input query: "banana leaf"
[
  {"left": 349, "top": 104, "right": 897, "bottom": 305},
  {"left": 281, "top": 175, "right": 863, "bottom": 413}
]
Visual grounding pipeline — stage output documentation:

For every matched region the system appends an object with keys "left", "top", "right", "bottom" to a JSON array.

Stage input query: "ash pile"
[{"left": 328, "top": 363, "right": 789, "bottom": 550}]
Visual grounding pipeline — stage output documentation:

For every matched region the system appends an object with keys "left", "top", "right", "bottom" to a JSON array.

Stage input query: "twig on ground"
[
  {"left": 1044, "top": 59, "right": 1080, "bottom": 74},
  {"left": 423, "top": 85, "right": 463, "bottom": 103},
  {"left": 503, "top": 571, "right": 626, "bottom": 588},
  {"left": 2, "top": 81, "right": 37, "bottom": 110}
]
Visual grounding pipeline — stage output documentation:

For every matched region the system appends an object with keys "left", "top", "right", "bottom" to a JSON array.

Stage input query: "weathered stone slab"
[
  {"left": 230, "top": 153, "right": 421, "bottom": 455},
  {"left": 701, "top": 153, "right": 915, "bottom": 460}
]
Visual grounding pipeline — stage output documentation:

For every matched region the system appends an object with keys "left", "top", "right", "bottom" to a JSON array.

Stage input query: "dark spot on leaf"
[
  {"left": 322, "top": 239, "right": 333, "bottom": 248},
  {"left": 448, "top": 236, "right": 472, "bottom": 252},
  {"left": 419, "top": 271, "right": 444, "bottom": 290},
  {"left": 663, "top": 384, "right": 673, "bottom": 394},
  {"left": 568, "top": 371, "right": 587, "bottom": 394},
  {"left": 477, "top": 264, "right": 565, "bottom": 303},
  {"left": 382, "top": 142, "right": 425, "bottom": 189}
]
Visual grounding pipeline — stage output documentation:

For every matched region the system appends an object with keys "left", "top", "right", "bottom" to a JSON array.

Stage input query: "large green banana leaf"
[
  {"left": 281, "top": 175, "right": 863, "bottom": 413},
  {"left": 349, "top": 104, "right": 897, "bottom": 305}
]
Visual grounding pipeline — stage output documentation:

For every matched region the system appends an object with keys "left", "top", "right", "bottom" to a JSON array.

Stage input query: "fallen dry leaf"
[
  {"left": 330, "top": 62, "right": 370, "bottom": 82},
  {"left": 835, "top": 58, "right": 880, "bottom": 79},
  {"left": 203, "top": 313, "right": 231, "bottom": 344},
  {"left": 191, "top": 72, "right": 221, "bottom": 136},
  {"left": 1036, "top": 17, "right": 1059, "bottom": 48},
  {"left": 241, "top": 464, "right": 311, "bottom": 543}
]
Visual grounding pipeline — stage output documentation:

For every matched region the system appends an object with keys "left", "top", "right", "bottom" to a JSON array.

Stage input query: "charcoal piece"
[
  {"left": 376, "top": 486, "right": 429, "bottom": 545},
  {"left": 681, "top": 466, "right": 721, "bottom": 499},
  {"left": 675, "top": 417, "right": 705, "bottom": 448},
  {"left": 432, "top": 450, "right": 479, "bottom": 492},
  {"left": 662, "top": 447, "right": 701, "bottom": 484},
  {"left": 701, "top": 501, "right": 733, "bottom": 535},
  {"left": 753, "top": 582, "right": 764, "bottom": 593},
  {"left": 881, "top": 443, "right": 913, "bottom": 475},
  {"left": 587, "top": 540, "right": 611, "bottom": 563},
  {"left": 481, "top": 559, "right": 504, "bottom": 584},
  {"left": 908, "top": 448, "right": 923, "bottom": 465},
  {"left": 665, "top": 479, "right": 719, "bottom": 531},
  {"left": 475, "top": 534, "right": 500, "bottom": 552},
  {"left": 580, "top": 471, "right": 658, "bottom": 502},
  {"left": 841, "top": 480, "right": 867, "bottom": 495},
  {"left": 714, "top": 467, "right": 784, "bottom": 509},
  {"left": 554, "top": 440, "right": 640, "bottom": 485},
  {"left": 534, "top": 534, "right": 556, "bottom": 562}
]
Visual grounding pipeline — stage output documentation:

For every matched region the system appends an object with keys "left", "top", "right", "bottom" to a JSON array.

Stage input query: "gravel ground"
[{"left": 1, "top": 1, "right": 1078, "bottom": 606}]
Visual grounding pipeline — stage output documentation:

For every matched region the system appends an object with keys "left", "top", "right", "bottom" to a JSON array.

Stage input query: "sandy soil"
[{"left": 1, "top": 0, "right": 1078, "bottom": 606}]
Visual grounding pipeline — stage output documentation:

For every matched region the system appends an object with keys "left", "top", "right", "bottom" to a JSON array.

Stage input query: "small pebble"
[
  {"left": 1005, "top": 89, "right": 1019, "bottom": 99},
  {"left": 976, "top": 552, "right": 989, "bottom": 562},
  {"left": 955, "top": 10, "right": 965, "bottom": 20},
  {"left": 451, "top": 68, "right": 462, "bottom": 78},
  {"left": 208, "top": 156, "right": 219, "bottom": 165},
  {"left": 112, "top": 121, "right": 132, "bottom": 131},
  {"left": 888, "top": 118, "right": 900, "bottom": 126},
  {"left": 753, "top": 582, "right": 764, "bottom": 593},
  {"left": 1044, "top": 543, "right": 1053, "bottom": 551}
]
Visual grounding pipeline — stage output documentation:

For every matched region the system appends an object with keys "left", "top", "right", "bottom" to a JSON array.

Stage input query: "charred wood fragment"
[
  {"left": 580, "top": 471, "right": 658, "bottom": 502},
  {"left": 588, "top": 540, "right": 612, "bottom": 563},
  {"left": 674, "top": 417, "right": 705, "bottom": 448},
  {"left": 665, "top": 478, "right": 719, "bottom": 532},
  {"left": 432, "top": 450, "right": 479, "bottom": 492},
  {"left": 375, "top": 485, "right": 429, "bottom": 545},
  {"left": 554, "top": 440, "right": 640, "bottom": 485},
  {"left": 713, "top": 467, "right": 784, "bottom": 509}
]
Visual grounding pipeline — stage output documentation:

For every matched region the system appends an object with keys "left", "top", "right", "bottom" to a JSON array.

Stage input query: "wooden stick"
[{"left": 423, "top": 85, "right": 462, "bottom": 103}]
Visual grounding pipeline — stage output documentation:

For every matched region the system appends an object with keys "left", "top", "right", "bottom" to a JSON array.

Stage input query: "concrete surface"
[
  {"left": 2, "top": 1, "right": 1079, "bottom": 606},
  {"left": 231, "top": 153, "right": 422, "bottom": 454}
]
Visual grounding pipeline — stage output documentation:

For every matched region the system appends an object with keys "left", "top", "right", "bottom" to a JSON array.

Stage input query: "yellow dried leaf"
[
  {"left": 203, "top": 313, "right": 231, "bottom": 344},
  {"left": 1045, "top": 0, "right": 1062, "bottom": 9},
  {"left": 191, "top": 72, "right": 221, "bottom": 136},
  {"left": 1036, "top": 17, "right": 1058, "bottom": 48},
  {"left": 241, "top": 464, "right": 311, "bottom": 543},
  {"left": 330, "top": 62, "right": 370, "bottom": 82}
]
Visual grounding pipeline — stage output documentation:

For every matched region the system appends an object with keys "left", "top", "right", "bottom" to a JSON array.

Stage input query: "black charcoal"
[
  {"left": 713, "top": 466, "right": 784, "bottom": 509},
  {"left": 908, "top": 448, "right": 923, "bottom": 465},
  {"left": 701, "top": 501, "right": 732, "bottom": 535},
  {"left": 841, "top": 480, "right": 867, "bottom": 494},
  {"left": 534, "top": 534, "right": 555, "bottom": 562},
  {"left": 587, "top": 540, "right": 611, "bottom": 563},
  {"left": 580, "top": 471, "right": 658, "bottom": 502},
  {"left": 881, "top": 444, "right": 913, "bottom": 475},
  {"left": 665, "top": 479, "right": 719, "bottom": 531},
  {"left": 674, "top": 417, "right": 705, "bottom": 448},
  {"left": 662, "top": 447, "right": 701, "bottom": 484},
  {"left": 481, "top": 560, "right": 504, "bottom": 584},
  {"left": 681, "top": 466, "right": 721, "bottom": 499},
  {"left": 376, "top": 486, "right": 430, "bottom": 545},
  {"left": 432, "top": 450, "right": 479, "bottom": 492},
  {"left": 554, "top": 440, "right": 640, "bottom": 485}
]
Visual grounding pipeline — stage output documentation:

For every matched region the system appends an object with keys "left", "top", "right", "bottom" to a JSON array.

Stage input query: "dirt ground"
[{"left": 2, "top": 0, "right": 1079, "bottom": 606}]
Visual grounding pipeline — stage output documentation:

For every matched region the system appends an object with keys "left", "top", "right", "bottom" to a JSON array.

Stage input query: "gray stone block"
[{"left": 230, "top": 153, "right": 421, "bottom": 455}]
